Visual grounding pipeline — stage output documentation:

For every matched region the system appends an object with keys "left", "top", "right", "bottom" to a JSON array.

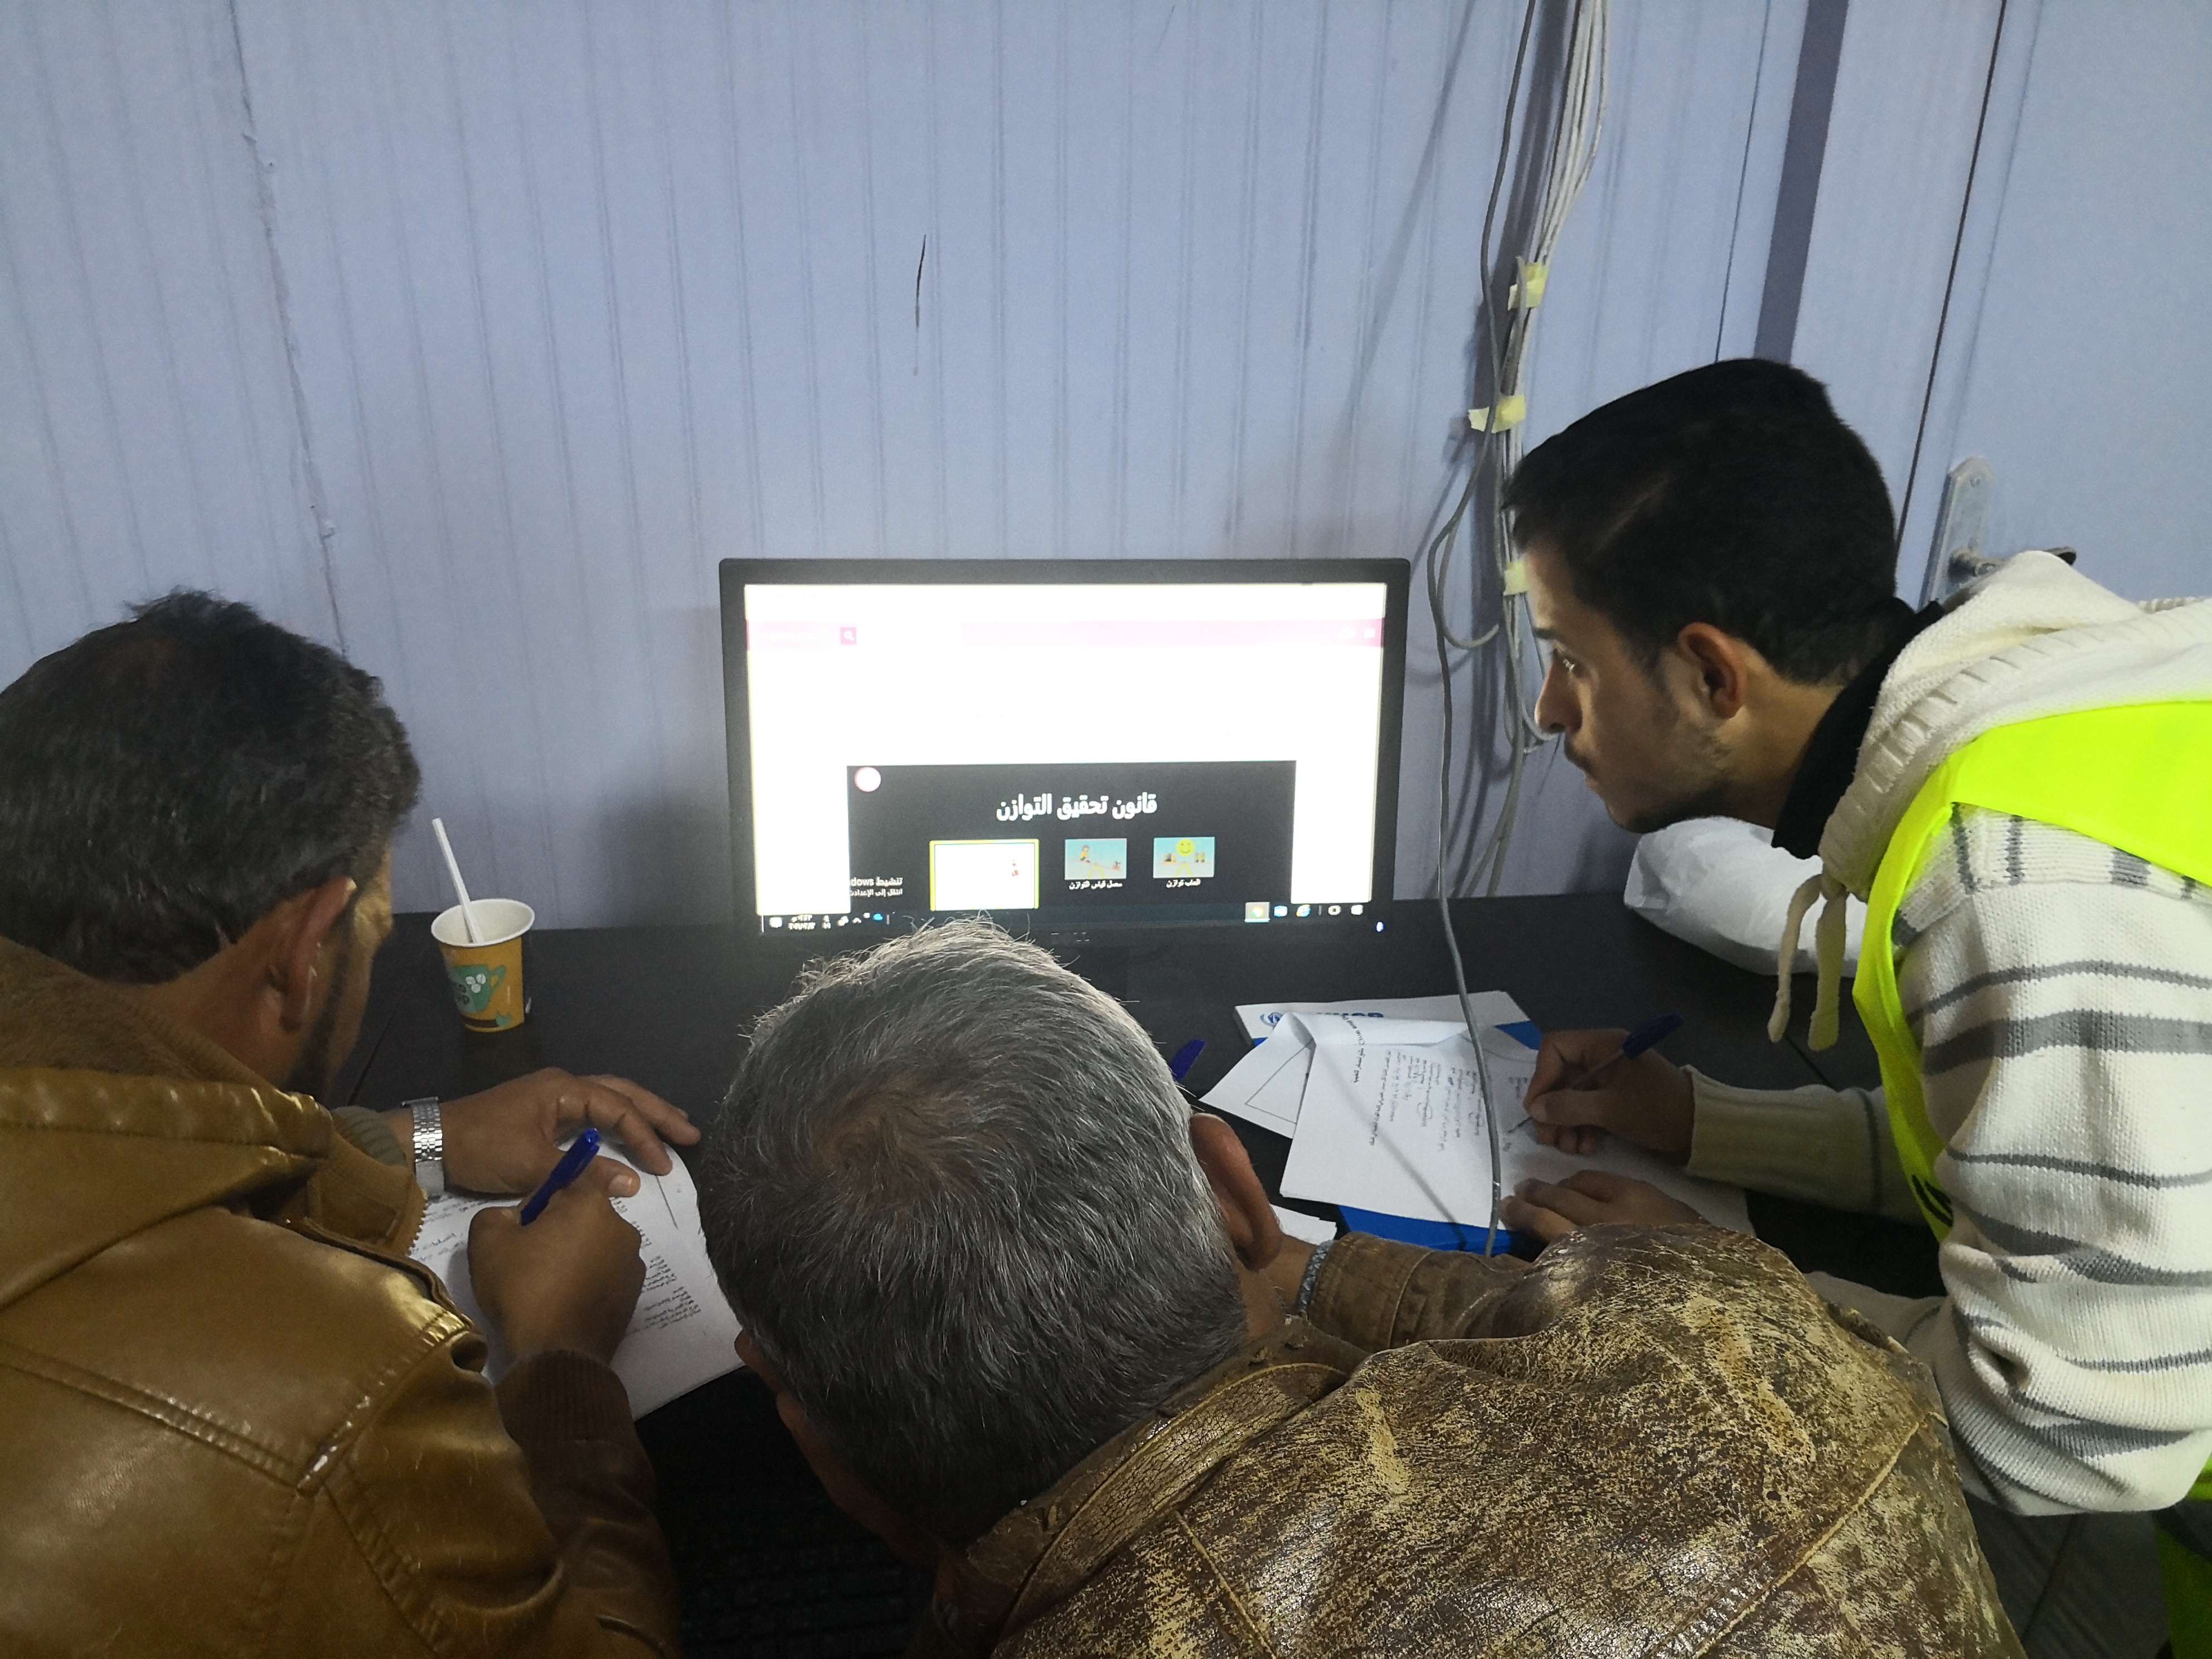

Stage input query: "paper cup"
[{"left": 431, "top": 899, "right": 535, "bottom": 1032}]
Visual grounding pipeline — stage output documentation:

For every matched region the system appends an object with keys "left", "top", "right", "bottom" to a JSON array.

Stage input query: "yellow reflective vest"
[{"left": 1851, "top": 699, "right": 2212, "bottom": 1511}]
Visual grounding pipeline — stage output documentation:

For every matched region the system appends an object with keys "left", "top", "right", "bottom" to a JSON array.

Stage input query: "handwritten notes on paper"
[
  {"left": 1277, "top": 1016, "right": 1506, "bottom": 1226},
  {"left": 408, "top": 1146, "right": 743, "bottom": 1418},
  {"left": 1204, "top": 1000, "right": 1749, "bottom": 1234}
]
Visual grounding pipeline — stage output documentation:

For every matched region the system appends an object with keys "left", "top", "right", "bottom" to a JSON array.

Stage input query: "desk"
[
  {"left": 338, "top": 893, "right": 1923, "bottom": 1292},
  {"left": 343, "top": 893, "right": 1851, "bottom": 1106},
  {"left": 336, "top": 896, "right": 1937, "bottom": 1657}
]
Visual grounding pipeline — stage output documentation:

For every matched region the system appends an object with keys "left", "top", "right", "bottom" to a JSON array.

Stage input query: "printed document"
[
  {"left": 408, "top": 1147, "right": 743, "bottom": 1418},
  {"left": 1265, "top": 1012, "right": 1749, "bottom": 1233}
]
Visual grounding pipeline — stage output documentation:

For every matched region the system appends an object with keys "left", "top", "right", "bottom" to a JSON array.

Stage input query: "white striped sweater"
[{"left": 1686, "top": 553, "right": 2212, "bottom": 1516}]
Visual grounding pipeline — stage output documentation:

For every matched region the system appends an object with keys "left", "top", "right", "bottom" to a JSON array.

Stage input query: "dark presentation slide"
[{"left": 845, "top": 760, "right": 1296, "bottom": 913}]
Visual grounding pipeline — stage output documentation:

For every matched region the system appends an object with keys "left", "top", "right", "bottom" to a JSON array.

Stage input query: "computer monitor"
[{"left": 719, "top": 559, "right": 1408, "bottom": 941}]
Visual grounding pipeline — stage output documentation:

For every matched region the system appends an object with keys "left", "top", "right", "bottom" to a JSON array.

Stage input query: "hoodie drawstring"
[{"left": 1768, "top": 869, "right": 1850, "bottom": 1050}]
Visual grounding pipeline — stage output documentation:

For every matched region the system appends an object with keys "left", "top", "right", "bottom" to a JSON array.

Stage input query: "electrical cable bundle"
[{"left": 1429, "top": 0, "right": 1611, "bottom": 1251}]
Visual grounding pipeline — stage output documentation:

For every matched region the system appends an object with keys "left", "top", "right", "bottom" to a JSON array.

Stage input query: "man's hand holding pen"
[{"left": 1501, "top": 1016, "right": 1705, "bottom": 1243}]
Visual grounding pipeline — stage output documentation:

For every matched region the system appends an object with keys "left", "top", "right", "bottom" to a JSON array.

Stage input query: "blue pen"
[
  {"left": 518, "top": 1127, "right": 602, "bottom": 1225},
  {"left": 1167, "top": 1038, "right": 1206, "bottom": 1083},
  {"left": 1570, "top": 1012, "right": 1684, "bottom": 1093}
]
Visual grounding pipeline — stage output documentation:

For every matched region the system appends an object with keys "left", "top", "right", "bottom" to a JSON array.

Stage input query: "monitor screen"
[{"left": 720, "top": 559, "right": 1407, "bottom": 939}]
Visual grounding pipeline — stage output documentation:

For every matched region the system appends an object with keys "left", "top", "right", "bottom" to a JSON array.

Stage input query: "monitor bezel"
[{"left": 717, "top": 556, "right": 1410, "bottom": 938}]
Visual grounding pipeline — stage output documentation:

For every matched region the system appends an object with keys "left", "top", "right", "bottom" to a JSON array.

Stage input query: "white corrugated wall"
[{"left": 14, "top": 0, "right": 2083, "bottom": 927}]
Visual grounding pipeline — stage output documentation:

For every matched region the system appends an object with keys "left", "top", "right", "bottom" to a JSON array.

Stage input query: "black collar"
[{"left": 1771, "top": 600, "right": 1943, "bottom": 858}]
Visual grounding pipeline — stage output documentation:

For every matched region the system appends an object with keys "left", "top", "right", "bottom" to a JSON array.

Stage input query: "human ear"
[
  {"left": 739, "top": 1331, "right": 945, "bottom": 1568},
  {"left": 1675, "top": 623, "right": 1753, "bottom": 720},
  {"left": 272, "top": 875, "right": 360, "bottom": 1034},
  {"left": 1189, "top": 1113, "right": 1283, "bottom": 1272}
]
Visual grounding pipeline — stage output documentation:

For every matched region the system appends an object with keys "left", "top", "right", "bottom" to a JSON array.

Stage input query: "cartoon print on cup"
[{"left": 447, "top": 961, "right": 507, "bottom": 1021}]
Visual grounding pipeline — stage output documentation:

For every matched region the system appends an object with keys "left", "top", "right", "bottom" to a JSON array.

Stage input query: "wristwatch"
[
  {"left": 406, "top": 1098, "right": 445, "bottom": 1198},
  {"left": 1295, "top": 1236, "right": 1336, "bottom": 1315}
]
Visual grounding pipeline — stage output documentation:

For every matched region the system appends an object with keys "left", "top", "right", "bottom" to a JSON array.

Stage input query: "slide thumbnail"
[
  {"left": 929, "top": 840, "right": 1039, "bottom": 910},
  {"left": 1152, "top": 837, "right": 1216, "bottom": 880},
  {"left": 1064, "top": 839, "right": 1127, "bottom": 882}
]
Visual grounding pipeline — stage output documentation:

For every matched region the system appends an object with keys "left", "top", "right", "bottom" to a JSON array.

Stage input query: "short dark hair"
[
  {"left": 1503, "top": 358, "right": 1899, "bottom": 684},
  {"left": 0, "top": 592, "right": 420, "bottom": 982}
]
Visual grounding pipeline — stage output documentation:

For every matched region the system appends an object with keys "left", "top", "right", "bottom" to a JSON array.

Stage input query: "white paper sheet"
[
  {"left": 1271, "top": 1204, "right": 1340, "bottom": 1247},
  {"left": 1277, "top": 1014, "right": 1750, "bottom": 1233},
  {"left": 1200, "top": 1017, "right": 1320, "bottom": 1136},
  {"left": 1277, "top": 1016, "right": 1500, "bottom": 1224},
  {"left": 1235, "top": 991, "right": 1530, "bottom": 1042},
  {"left": 1206, "top": 992, "right": 1534, "bottom": 1137},
  {"left": 409, "top": 1147, "right": 744, "bottom": 1418}
]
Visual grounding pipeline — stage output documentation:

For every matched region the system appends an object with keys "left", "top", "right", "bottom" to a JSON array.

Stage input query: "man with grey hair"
[{"left": 700, "top": 921, "right": 2020, "bottom": 1656}]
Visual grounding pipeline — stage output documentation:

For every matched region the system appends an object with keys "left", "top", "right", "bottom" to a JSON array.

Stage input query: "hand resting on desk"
[
  {"left": 1520, "top": 1027, "right": 1695, "bottom": 1160},
  {"left": 1501, "top": 1168, "right": 1704, "bottom": 1242},
  {"left": 386, "top": 1066, "right": 702, "bottom": 1197}
]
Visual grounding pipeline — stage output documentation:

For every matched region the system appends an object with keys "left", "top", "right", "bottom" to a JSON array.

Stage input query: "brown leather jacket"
[
  {"left": 0, "top": 938, "right": 681, "bottom": 1656},
  {"left": 921, "top": 1228, "right": 2022, "bottom": 1657}
]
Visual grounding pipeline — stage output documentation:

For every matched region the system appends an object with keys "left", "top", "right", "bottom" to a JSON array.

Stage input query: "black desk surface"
[
  {"left": 341, "top": 894, "right": 1873, "bottom": 1111},
  {"left": 337, "top": 894, "right": 1914, "bottom": 1277},
  {"left": 334, "top": 897, "right": 1935, "bottom": 1657}
]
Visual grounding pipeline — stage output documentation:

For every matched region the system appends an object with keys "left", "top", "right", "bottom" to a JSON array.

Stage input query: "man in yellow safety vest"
[{"left": 1488, "top": 360, "right": 2211, "bottom": 1655}]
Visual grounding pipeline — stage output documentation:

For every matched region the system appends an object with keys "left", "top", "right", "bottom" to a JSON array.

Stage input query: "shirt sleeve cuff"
[
  {"left": 308, "top": 1120, "right": 429, "bottom": 1251},
  {"left": 1304, "top": 1233, "right": 1432, "bottom": 1351},
  {"left": 1303, "top": 1232, "right": 1530, "bottom": 1348},
  {"left": 495, "top": 1350, "right": 641, "bottom": 1447},
  {"left": 1686, "top": 1068, "right": 1890, "bottom": 1213},
  {"left": 329, "top": 1103, "right": 407, "bottom": 1167}
]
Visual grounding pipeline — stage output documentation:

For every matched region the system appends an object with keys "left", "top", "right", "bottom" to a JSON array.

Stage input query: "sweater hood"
[
  {"left": 1823, "top": 551, "right": 2212, "bottom": 897},
  {"left": 0, "top": 937, "right": 333, "bottom": 1313},
  {"left": 1769, "top": 553, "right": 2212, "bottom": 1049}
]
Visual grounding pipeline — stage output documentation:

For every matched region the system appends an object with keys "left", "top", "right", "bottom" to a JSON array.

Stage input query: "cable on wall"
[{"left": 1425, "top": 0, "right": 1611, "bottom": 1251}]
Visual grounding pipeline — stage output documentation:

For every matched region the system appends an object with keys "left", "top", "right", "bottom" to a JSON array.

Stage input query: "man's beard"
[
  {"left": 1617, "top": 776, "right": 1736, "bottom": 836},
  {"left": 284, "top": 941, "right": 354, "bottom": 1102},
  {"left": 1575, "top": 716, "right": 1735, "bottom": 836}
]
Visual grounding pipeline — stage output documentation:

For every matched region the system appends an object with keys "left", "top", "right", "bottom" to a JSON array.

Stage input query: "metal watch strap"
[
  {"left": 1294, "top": 1235, "right": 1337, "bottom": 1316},
  {"left": 406, "top": 1097, "right": 445, "bottom": 1198}
]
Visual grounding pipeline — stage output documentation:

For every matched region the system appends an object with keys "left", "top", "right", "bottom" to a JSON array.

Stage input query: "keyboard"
[{"left": 670, "top": 1488, "right": 933, "bottom": 1657}]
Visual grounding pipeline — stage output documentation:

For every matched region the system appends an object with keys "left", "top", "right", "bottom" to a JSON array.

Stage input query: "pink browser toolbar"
[{"left": 748, "top": 617, "right": 1384, "bottom": 651}]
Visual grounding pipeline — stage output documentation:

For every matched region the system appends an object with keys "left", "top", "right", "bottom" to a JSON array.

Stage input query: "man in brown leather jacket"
[
  {"left": 700, "top": 921, "right": 2023, "bottom": 1656},
  {"left": 0, "top": 595, "right": 698, "bottom": 1655}
]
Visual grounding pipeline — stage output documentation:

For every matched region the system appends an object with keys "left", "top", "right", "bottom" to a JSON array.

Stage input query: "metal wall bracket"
[{"left": 1919, "top": 457, "right": 1997, "bottom": 607}]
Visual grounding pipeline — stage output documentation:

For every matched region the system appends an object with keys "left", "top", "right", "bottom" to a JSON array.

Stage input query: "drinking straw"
[{"left": 430, "top": 818, "right": 484, "bottom": 944}]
